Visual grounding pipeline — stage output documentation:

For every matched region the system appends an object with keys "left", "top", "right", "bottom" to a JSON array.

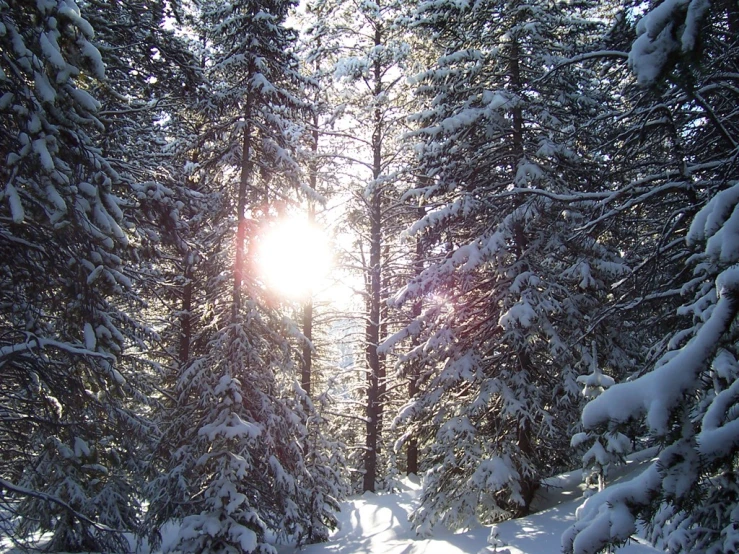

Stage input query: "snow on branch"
[
  {"left": 198, "top": 413, "right": 263, "bottom": 442},
  {"left": 0, "top": 336, "right": 115, "bottom": 362},
  {"left": 562, "top": 463, "right": 661, "bottom": 554},
  {"left": 536, "top": 50, "right": 629, "bottom": 82},
  {"left": 582, "top": 268, "right": 739, "bottom": 436},
  {"left": 0, "top": 477, "right": 122, "bottom": 534},
  {"left": 687, "top": 181, "right": 739, "bottom": 246},
  {"left": 698, "top": 376, "right": 739, "bottom": 458},
  {"left": 629, "top": 0, "right": 710, "bottom": 85}
]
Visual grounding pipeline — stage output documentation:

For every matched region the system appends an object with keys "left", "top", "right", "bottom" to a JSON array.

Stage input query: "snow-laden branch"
[
  {"left": 536, "top": 50, "right": 628, "bottom": 82},
  {"left": 582, "top": 268, "right": 739, "bottom": 435},
  {"left": 0, "top": 477, "right": 122, "bottom": 534},
  {"left": 495, "top": 187, "right": 611, "bottom": 203},
  {"left": 0, "top": 336, "right": 115, "bottom": 362},
  {"left": 562, "top": 463, "right": 661, "bottom": 554}
]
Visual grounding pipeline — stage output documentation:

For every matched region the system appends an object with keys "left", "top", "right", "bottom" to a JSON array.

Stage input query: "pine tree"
[
  {"left": 292, "top": 20, "right": 354, "bottom": 539},
  {"left": 384, "top": 0, "right": 637, "bottom": 531},
  {"left": 145, "top": 1, "right": 337, "bottom": 551},
  {"left": 570, "top": 342, "right": 629, "bottom": 494},
  {"left": 563, "top": 1, "right": 739, "bottom": 552},
  {"left": 0, "top": 0, "right": 167, "bottom": 550},
  {"left": 303, "top": 0, "right": 419, "bottom": 493}
]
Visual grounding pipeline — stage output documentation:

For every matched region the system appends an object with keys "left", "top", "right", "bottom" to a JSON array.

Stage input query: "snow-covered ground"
[
  {"left": 2, "top": 451, "right": 663, "bottom": 554},
  {"left": 278, "top": 451, "right": 662, "bottom": 554}
]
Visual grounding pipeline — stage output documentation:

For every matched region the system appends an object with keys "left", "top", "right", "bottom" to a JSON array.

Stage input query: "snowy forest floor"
[
  {"left": 1, "top": 450, "right": 663, "bottom": 554},
  {"left": 274, "top": 449, "right": 663, "bottom": 554}
]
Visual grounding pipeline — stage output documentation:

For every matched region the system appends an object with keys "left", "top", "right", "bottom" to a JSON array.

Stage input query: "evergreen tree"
[
  {"left": 0, "top": 0, "right": 167, "bottom": 549},
  {"left": 570, "top": 342, "right": 629, "bottom": 494},
  {"left": 146, "top": 0, "right": 336, "bottom": 551},
  {"left": 385, "top": 0, "right": 636, "bottom": 531},
  {"left": 563, "top": 1, "right": 739, "bottom": 552},
  {"left": 303, "top": 0, "right": 418, "bottom": 493}
]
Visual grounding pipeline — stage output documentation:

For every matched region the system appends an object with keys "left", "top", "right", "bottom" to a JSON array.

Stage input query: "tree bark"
[
  {"left": 363, "top": 20, "right": 384, "bottom": 494},
  {"left": 301, "top": 112, "right": 320, "bottom": 398},
  {"left": 509, "top": 35, "right": 537, "bottom": 513},
  {"left": 233, "top": 78, "right": 254, "bottom": 318},
  {"left": 301, "top": 300, "right": 313, "bottom": 397},
  {"left": 179, "top": 249, "right": 194, "bottom": 366},
  {"left": 509, "top": 35, "right": 524, "bottom": 164},
  {"left": 178, "top": 144, "right": 202, "bottom": 366},
  {"left": 407, "top": 206, "right": 425, "bottom": 475},
  {"left": 514, "top": 350, "right": 539, "bottom": 517}
]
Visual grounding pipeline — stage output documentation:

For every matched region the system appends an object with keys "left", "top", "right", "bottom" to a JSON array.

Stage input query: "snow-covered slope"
[{"left": 279, "top": 454, "right": 662, "bottom": 554}]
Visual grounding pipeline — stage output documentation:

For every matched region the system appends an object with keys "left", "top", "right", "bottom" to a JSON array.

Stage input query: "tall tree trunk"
[
  {"left": 233, "top": 86, "right": 254, "bottom": 318},
  {"left": 509, "top": 33, "right": 538, "bottom": 514},
  {"left": 179, "top": 249, "right": 194, "bottom": 366},
  {"left": 301, "top": 299, "right": 313, "bottom": 397},
  {"left": 509, "top": 35, "right": 523, "bottom": 163},
  {"left": 377, "top": 242, "right": 389, "bottom": 455},
  {"left": 301, "top": 113, "right": 320, "bottom": 398},
  {"left": 511, "top": 342, "right": 538, "bottom": 519},
  {"left": 179, "top": 146, "right": 201, "bottom": 366},
  {"left": 406, "top": 206, "right": 425, "bottom": 475},
  {"left": 363, "top": 21, "right": 383, "bottom": 494}
]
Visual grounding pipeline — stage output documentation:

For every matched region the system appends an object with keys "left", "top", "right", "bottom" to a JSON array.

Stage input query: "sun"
[{"left": 255, "top": 217, "right": 332, "bottom": 300}]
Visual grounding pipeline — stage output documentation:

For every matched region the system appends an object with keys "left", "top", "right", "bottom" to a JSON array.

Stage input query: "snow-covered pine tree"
[
  {"left": 77, "top": 7, "right": 228, "bottom": 550},
  {"left": 563, "top": 1, "right": 739, "bottom": 553},
  {"left": 145, "top": 1, "right": 336, "bottom": 551},
  {"left": 297, "top": 388, "right": 346, "bottom": 543},
  {"left": 79, "top": 0, "right": 207, "bottom": 415},
  {"left": 289, "top": 20, "right": 357, "bottom": 539},
  {"left": 296, "top": 0, "right": 371, "bottom": 494},
  {"left": 0, "top": 0, "right": 161, "bottom": 550},
  {"left": 383, "top": 0, "right": 637, "bottom": 531},
  {"left": 301, "top": 0, "right": 418, "bottom": 493}
]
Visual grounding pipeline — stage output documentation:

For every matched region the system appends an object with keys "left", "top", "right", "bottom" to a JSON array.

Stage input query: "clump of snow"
[
  {"left": 198, "top": 413, "right": 262, "bottom": 441},
  {"left": 576, "top": 365, "right": 614, "bottom": 399},
  {"left": 498, "top": 301, "right": 537, "bottom": 329},
  {"left": 34, "top": 70, "right": 56, "bottom": 103},
  {"left": 629, "top": 0, "right": 710, "bottom": 85},
  {"left": 514, "top": 160, "right": 543, "bottom": 186},
  {"left": 69, "top": 87, "right": 101, "bottom": 112},
  {"left": 334, "top": 56, "right": 369, "bottom": 80},
  {"left": 5, "top": 182, "right": 24, "bottom": 222},
  {"left": 83, "top": 322, "right": 96, "bottom": 350},
  {"left": 58, "top": 3, "right": 95, "bottom": 38},
  {"left": 563, "top": 464, "right": 660, "bottom": 554},
  {"left": 32, "top": 138, "right": 54, "bottom": 170},
  {"left": 688, "top": 183, "right": 739, "bottom": 244},
  {"left": 39, "top": 32, "right": 66, "bottom": 69},
  {"left": 469, "top": 456, "right": 518, "bottom": 493},
  {"left": 697, "top": 376, "right": 739, "bottom": 458}
]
